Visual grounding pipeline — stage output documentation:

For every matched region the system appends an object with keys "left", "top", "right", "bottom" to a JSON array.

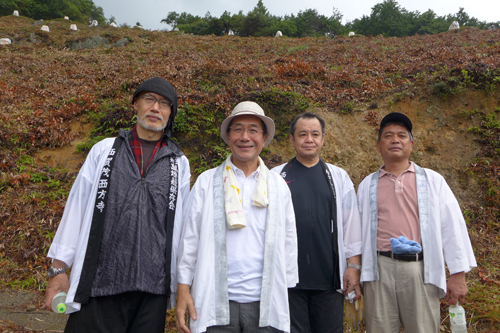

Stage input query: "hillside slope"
[{"left": 1, "top": 14, "right": 499, "bottom": 332}]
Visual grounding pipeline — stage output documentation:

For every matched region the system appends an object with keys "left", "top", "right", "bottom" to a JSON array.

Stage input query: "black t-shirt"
[{"left": 284, "top": 160, "right": 335, "bottom": 290}]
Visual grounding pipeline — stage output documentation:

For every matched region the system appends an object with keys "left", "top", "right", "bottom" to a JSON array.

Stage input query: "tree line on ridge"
[
  {"left": 1, "top": 0, "right": 499, "bottom": 36},
  {"left": 162, "top": 0, "right": 500, "bottom": 37}
]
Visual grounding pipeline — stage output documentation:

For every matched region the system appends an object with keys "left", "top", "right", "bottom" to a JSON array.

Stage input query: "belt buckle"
[{"left": 391, "top": 252, "right": 395, "bottom": 260}]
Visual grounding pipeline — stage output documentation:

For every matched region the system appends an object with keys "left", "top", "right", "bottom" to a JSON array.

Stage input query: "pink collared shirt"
[{"left": 376, "top": 162, "right": 421, "bottom": 251}]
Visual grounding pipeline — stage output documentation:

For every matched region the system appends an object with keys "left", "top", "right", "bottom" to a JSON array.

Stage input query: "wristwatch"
[
  {"left": 48, "top": 266, "right": 67, "bottom": 278},
  {"left": 347, "top": 263, "right": 361, "bottom": 271}
]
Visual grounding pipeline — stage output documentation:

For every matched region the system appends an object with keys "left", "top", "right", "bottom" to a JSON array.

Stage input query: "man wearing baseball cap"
[
  {"left": 357, "top": 112, "right": 476, "bottom": 332},
  {"left": 44, "top": 77, "right": 191, "bottom": 332},
  {"left": 176, "top": 101, "right": 298, "bottom": 333}
]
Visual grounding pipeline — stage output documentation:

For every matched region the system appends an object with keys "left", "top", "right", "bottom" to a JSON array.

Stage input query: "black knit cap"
[
  {"left": 132, "top": 77, "right": 178, "bottom": 137},
  {"left": 379, "top": 112, "right": 413, "bottom": 136}
]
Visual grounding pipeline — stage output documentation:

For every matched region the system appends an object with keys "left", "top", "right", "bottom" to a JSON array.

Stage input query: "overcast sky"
[{"left": 94, "top": 0, "right": 499, "bottom": 31}]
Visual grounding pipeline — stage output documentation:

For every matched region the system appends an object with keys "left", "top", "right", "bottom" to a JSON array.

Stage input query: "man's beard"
[{"left": 138, "top": 113, "right": 168, "bottom": 132}]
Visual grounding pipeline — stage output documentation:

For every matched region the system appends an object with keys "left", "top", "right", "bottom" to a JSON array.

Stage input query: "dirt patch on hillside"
[
  {"left": 271, "top": 90, "right": 498, "bottom": 206},
  {"left": 33, "top": 121, "right": 92, "bottom": 172}
]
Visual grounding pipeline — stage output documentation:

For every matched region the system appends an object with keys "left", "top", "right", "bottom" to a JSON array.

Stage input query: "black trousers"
[
  {"left": 64, "top": 291, "right": 168, "bottom": 333},
  {"left": 288, "top": 289, "right": 344, "bottom": 333}
]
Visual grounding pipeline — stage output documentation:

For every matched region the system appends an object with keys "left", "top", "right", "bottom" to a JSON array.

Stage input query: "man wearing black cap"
[
  {"left": 44, "top": 77, "right": 191, "bottom": 333},
  {"left": 357, "top": 112, "right": 476, "bottom": 333}
]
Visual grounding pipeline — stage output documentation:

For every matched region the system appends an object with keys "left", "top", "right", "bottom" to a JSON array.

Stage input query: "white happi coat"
[
  {"left": 357, "top": 163, "right": 477, "bottom": 297},
  {"left": 177, "top": 163, "right": 298, "bottom": 333},
  {"left": 271, "top": 162, "right": 362, "bottom": 292},
  {"left": 47, "top": 137, "right": 191, "bottom": 313}
]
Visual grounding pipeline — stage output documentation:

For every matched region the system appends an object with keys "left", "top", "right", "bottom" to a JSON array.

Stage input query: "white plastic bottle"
[
  {"left": 449, "top": 302, "right": 467, "bottom": 333},
  {"left": 51, "top": 291, "right": 67, "bottom": 314}
]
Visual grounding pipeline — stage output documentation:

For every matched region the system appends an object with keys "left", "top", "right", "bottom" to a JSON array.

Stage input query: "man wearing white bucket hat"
[{"left": 176, "top": 101, "right": 298, "bottom": 333}]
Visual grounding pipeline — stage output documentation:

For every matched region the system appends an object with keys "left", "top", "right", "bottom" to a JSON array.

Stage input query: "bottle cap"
[{"left": 56, "top": 303, "right": 66, "bottom": 313}]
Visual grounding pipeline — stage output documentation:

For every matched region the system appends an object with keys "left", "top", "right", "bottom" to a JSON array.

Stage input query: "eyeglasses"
[
  {"left": 140, "top": 94, "right": 172, "bottom": 110},
  {"left": 229, "top": 125, "right": 265, "bottom": 137}
]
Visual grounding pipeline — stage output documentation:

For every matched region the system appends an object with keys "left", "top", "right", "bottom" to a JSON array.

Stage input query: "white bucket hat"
[{"left": 220, "top": 101, "right": 275, "bottom": 147}]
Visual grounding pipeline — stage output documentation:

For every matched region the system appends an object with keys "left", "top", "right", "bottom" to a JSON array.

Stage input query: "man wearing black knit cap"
[{"left": 44, "top": 77, "right": 191, "bottom": 333}]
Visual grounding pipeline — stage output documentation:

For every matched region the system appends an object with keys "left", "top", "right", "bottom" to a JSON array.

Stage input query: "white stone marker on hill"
[
  {"left": 449, "top": 21, "right": 460, "bottom": 30},
  {"left": 70, "top": 24, "right": 78, "bottom": 31},
  {"left": 275, "top": 30, "right": 282, "bottom": 37},
  {"left": 41, "top": 25, "right": 50, "bottom": 32},
  {"left": 348, "top": 31, "right": 355, "bottom": 37},
  {"left": 0, "top": 38, "right": 12, "bottom": 45},
  {"left": 64, "top": 16, "right": 69, "bottom": 20},
  {"left": 90, "top": 20, "right": 98, "bottom": 27},
  {"left": 13, "top": 10, "right": 19, "bottom": 16},
  {"left": 110, "top": 22, "right": 117, "bottom": 27},
  {"left": 228, "top": 29, "right": 234, "bottom": 35}
]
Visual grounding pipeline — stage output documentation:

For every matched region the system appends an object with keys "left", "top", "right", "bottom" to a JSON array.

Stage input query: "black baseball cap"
[{"left": 379, "top": 112, "right": 412, "bottom": 135}]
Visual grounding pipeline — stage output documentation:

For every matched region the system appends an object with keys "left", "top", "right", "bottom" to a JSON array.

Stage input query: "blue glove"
[{"left": 390, "top": 236, "right": 422, "bottom": 254}]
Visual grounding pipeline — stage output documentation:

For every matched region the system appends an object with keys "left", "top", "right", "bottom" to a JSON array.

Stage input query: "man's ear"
[{"left": 289, "top": 133, "right": 294, "bottom": 143}]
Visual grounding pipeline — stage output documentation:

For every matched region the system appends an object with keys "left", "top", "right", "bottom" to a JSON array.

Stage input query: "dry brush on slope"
[{"left": 1, "top": 14, "right": 500, "bottom": 332}]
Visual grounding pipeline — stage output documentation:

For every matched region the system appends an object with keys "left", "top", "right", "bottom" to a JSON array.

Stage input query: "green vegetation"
[
  {"left": 463, "top": 108, "right": 500, "bottom": 329},
  {"left": 76, "top": 105, "right": 137, "bottom": 153},
  {"left": 0, "top": 0, "right": 106, "bottom": 25},
  {"left": 430, "top": 68, "right": 500, "bottom": 98},
  {"left": 339, "top": 101, "right": 354, "bottom": 114},
  {"left": 251, "top": 88, "right": 309, "bottom": 141},
  {"left": 348, "top": 1, "right": 498, "bottom": 37},
  {"left": 161, "top": 0, "right": 500, "bottom": 37},
  {"left": 171, "top": 88, "right": 308, "bottom": 176}
]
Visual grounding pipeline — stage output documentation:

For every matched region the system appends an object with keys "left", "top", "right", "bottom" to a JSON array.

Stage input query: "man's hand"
[
  {"left": 343, "top": 256, "right": 362, "bottom": 300},
  {"left": 445, "top": 272, "right": 468, "bottom": 305},
  {"left": 44, "top": 269, "right": 69, "bottom": 311},
  {"left": 343, "top": 267, "right": 361, "bottom": 300},
  {"left": 175, "top": 284, "right": 197, "bottom": 333}
]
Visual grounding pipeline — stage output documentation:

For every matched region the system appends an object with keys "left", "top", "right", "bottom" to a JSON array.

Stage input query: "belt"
[{"left": 378, "top": 251, "right": 423, "bottom": 261}]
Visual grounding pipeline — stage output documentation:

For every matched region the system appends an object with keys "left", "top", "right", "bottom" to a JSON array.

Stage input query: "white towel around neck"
[{"left": 223, "top": 155, "right": 268, "bottom": 229}]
